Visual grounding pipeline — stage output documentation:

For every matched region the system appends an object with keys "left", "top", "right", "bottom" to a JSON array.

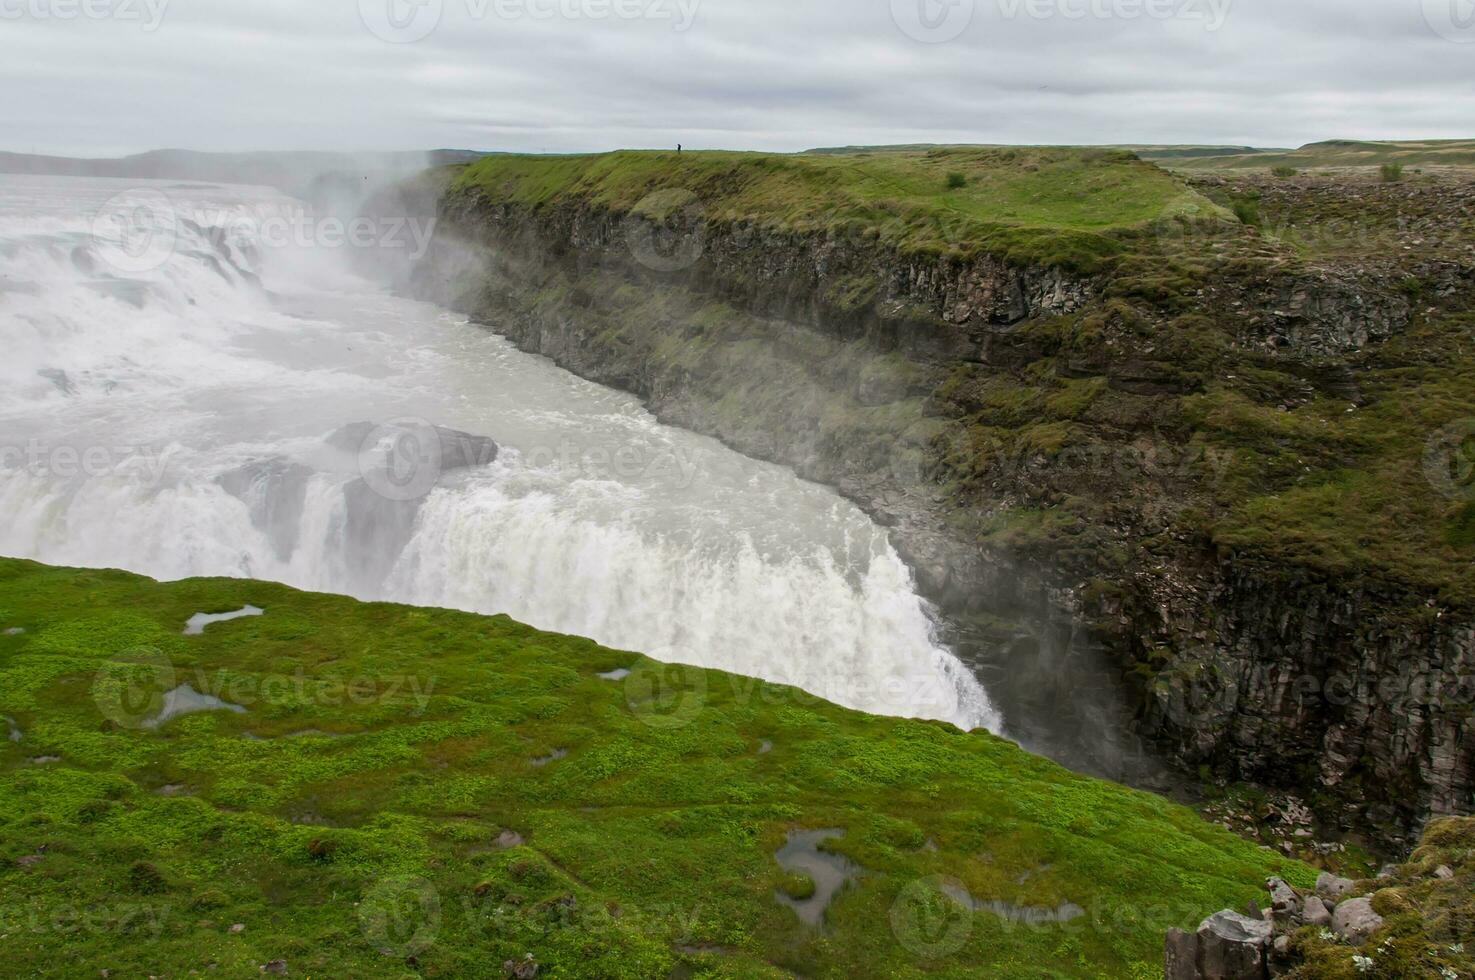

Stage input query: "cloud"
[{"left": 0, "top": 0, "right": 1470, "bottom": 155}]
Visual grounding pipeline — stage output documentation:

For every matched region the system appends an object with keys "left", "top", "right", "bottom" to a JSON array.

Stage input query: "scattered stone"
[
  {"left": 502, "top": 954, "right": 539, "bottom": 979},
  {"left": 1435, "top": 865, "right": 1455, "bottom": 880},
  {"left": 495, "top": 830, "right": 525, "bottom": 849},
  {"left": 229, "top": 923, "right": 245, "bottom": 934},
  {"left": 16, "top": 854, "right": 43, "bottom": 868},
  {"left": 1316, "top": 872, "right": 1355, "bottom": 903},
  {"left": 259, "top": 961, "right": 287, "bottom": 975},
  {"left": 1303, "top": 895, "right": 1332, "bottom": 928},
  {"left": 1196, "top": 910, "right": 1272, "bottom": 979},
  {"left": 1266, "top": 877, "right": 1301, "bottom": 921},
  {"left": 3, "top": 628, "right": 24, "bottom": 636},
  {"left": 1331, "top": 897, "right": 1385, "bottom": 945}
]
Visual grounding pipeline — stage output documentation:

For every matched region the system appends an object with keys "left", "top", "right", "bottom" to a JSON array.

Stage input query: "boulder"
[
  {"left": 1165, "top": 927, "right": 1198, "bottom": 980},
  {"left": 1315, "top": 872, "right": 1354, "bottom": 903},
  {"left": 1331, "top": 897, "right": 1385, "bottom": 945},
  {"left": 1302, "top": 895, "right": 1332, "bottom": 928},
  {"left": 327, "top": 421, "right": 499, "bottom": 475},
  {"left": 1197, "top": 910, "right": 1272, "bottom": 979},
  {"left": 1266, "top": 878, "right": 1301, "bottom": 921}
]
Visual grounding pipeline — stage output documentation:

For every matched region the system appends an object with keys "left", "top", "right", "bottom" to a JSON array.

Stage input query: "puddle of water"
[
  {"left": 144, "top": 685, "right": 248, "bottom": 729},
  {"left": 496, "top": 830, "right": 525, "bottom": 849},
  {"left": 938, "top": 881, "right": 1084, "bottom": 925},
  {"left": 30, "top": 756, "right": 60, "bottom": 764},
  {"left": 530, "top": 748, "right": 568, "bottom": 767},
  {"left": 4, "top": 717, "right": 21, "bottom": 743},
  {"left": 4, "top": 628, "right": 24, "bottom": 636},
  {"left": 758, "top": 740, "right": 773, "bottom": 754},
  {"left": 774, "top": 829, "right": 862, "bottom": 928},
  {"left": 156, "top": 784, "right": 189, "bottom": 796},
  {"left": 184, "top": 605, "right": 264, "bottom": 636},
  {"left": 598, "top": 668, "right": 631, "bottom": 681}
]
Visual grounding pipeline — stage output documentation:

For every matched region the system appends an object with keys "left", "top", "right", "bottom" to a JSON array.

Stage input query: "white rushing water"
[{"left": 0, "top": 174, "right": 1000, "bottom": 731}]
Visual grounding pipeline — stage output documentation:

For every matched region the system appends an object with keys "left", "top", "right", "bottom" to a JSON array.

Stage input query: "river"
[{"left": 0, "top": 173, "right": 1000, "bottom": 732}]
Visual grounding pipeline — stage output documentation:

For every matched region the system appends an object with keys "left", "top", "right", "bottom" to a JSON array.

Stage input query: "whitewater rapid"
[{"left": 0, "top": 174, "right": 1000, "bottom": 732}]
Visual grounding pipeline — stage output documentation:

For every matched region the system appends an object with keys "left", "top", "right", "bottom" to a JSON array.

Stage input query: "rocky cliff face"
[{"left": 400, "top": 171, "right": 1475, "bottom": 848}]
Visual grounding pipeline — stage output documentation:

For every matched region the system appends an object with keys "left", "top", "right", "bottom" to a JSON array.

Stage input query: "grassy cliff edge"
[{"left": 0, "top": 557, "right": 1309, "bottom": 978}]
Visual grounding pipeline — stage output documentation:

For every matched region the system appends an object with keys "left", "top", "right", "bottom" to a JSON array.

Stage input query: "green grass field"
[
  {"left": 0, "top": 558, "right": 1311, "bottom": 978},
  {"left": 451, "top": 147, "right": 1225, "bottom": 273},
  {"left": 1141, "top": 139, "right": 1475, "bottom": 172}
]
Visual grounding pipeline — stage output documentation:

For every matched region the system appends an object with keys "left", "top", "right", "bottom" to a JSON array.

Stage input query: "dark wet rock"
[
  {"left": 327, "top": 421, "right": 499, "bottom": 474},
  {"left": 259, "top": 960, "right": 287, "bottom": 975},
  {"left": 339, "top": 477, "right": 423, "bottom": 593},
  {"left": 37, "top": 368, "right": 76, "bottom": 396},
  {"left": 218, "top": 458, "right": 313, "bottom": 562},
  {"left": 70, "top": 245, "right": 97, "bottom": 275}
]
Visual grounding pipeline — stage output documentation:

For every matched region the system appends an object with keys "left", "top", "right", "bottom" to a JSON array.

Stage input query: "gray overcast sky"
[{"left": 3, "top": 0, "right": 1473, "bottom": 156}]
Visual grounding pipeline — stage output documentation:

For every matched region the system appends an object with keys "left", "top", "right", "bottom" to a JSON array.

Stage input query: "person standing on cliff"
[{"left": 677, "top": 144, "right": 682, "bottom": 154}]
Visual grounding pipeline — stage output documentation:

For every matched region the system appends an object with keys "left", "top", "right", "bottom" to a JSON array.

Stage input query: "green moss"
[{"left": 0, "top": 558, "right": 1310, "bottom": 978}]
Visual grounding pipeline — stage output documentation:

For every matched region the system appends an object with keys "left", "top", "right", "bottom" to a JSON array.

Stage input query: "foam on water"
[{"left": 0, "top": 174, "right": 1001, "bottom": 733}]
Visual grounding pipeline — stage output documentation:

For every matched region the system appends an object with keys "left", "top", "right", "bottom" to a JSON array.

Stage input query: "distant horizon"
[{"left": 9, "top": 136, "right": 1475, "bottom": 161}]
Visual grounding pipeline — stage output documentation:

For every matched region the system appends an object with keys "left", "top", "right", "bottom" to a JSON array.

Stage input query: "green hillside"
[
  {"left": 0, "top": 558, "right": 1310, "bottom": 978},
  {"left": 451, "top": 146, "right": 1227, "bottom": 273},
  {"left": 1147, "top": 139, "right": 1475, "bottom": 171}
]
